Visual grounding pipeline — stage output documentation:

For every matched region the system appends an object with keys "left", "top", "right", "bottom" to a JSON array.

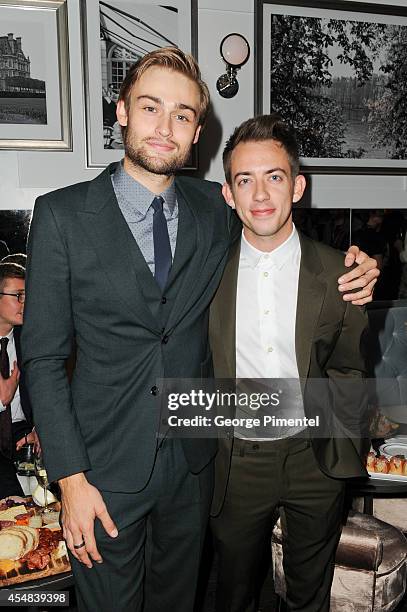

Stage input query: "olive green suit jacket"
[{"left": 209, "top": 232, "right": 369, "bottom": 516}]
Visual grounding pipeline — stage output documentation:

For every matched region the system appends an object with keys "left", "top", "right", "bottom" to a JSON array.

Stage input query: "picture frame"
[
  {"left": 81, "top": 0, "right": 198, "bottom": 169},
  {"left": 0, "top": 0, "right": 71, "bottom": 151},
  {"left": 255, "top": 0, "right": 407, "bottom": 174},
  {"left": 0, "top": 210, "right": 31, "bottom": 256}
]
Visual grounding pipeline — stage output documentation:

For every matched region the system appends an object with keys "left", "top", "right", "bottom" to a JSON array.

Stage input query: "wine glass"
[{"left": 34, "top": 453, "right": 50, "bottom": 512}]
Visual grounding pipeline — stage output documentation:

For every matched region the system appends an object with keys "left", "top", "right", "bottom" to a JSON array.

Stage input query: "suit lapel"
[
  {"left": 211, "top": 239, "right": 240, "bottom": 379},
  {"left": 13, "top": 326, "right": 32, "bottom": 425},
  {"left": 295, "top": 233, "right": 327, "bottom": 379},
  {"left": 77, "top": 165, "right": 160, "bottom": 333},
  {"left": 165, "top": 177, "right": 215, "bottom": 330},
  {"left": 14, "top": 325, "right": 21, "bottom": 363}
]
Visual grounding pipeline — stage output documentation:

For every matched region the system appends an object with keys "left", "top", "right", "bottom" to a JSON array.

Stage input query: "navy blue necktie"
[{"left": 152, "top": 196, "right": 172, "bottom": 291}]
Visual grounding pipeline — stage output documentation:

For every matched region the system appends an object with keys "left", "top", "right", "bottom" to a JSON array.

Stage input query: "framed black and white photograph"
[
  {"left": 255, "top": 1, "right": 407, "bottom": 173},
  {"left": 82, "top": 0, "right": 198, "bottom": 168},
  {"left": 0, "top": 210, "right": 31, "bottom": 258},
  {"left": 0, "top": 0, "right": 71, "bottom": 150}
]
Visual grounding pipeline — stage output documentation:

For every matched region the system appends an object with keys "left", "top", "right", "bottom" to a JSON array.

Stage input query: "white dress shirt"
[
  {"left": 235, "top": 226, "right": 305, "bottom": 440},
  {"left": 0, "top": 329, "right": 25, "bottom": 423}
]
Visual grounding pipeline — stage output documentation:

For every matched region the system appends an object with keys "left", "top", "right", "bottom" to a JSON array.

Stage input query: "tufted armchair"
[
  {"left": 353, "top": 300, "right": 407, "bottom": 532},
  {"left": 273, "top": 301, "right": 407, "bottom": 610},
  {"left": 273, "top": 511, "right": 407, "bottom": 612},
  {"left": 365, "top": 299, "right": 407, "bottom": 428}
]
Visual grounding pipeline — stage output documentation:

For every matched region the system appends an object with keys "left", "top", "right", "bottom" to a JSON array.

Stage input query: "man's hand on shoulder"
[
  {"left": 59, "top": 472, "right": 118, "bottom": 568},
  {"left": 338, "top": 246, "right": 379, "bottom": 306}
]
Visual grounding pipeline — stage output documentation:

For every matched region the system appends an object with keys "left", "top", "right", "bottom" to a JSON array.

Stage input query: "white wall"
[{"left": 0, "top": 0, "right": 406, "bottom": 211}]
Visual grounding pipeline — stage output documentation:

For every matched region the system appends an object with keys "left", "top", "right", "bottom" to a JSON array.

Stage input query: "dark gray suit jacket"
[
  {"left": 209, "top": 233, "right": 370, "bottom": 516},
  {"left": 21, "top": 164, "right": 239, "bottom": 491}
]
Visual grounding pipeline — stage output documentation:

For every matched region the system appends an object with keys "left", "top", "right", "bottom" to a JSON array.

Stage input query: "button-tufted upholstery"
[
  {"left": 273, "top": 301, "right": 407, "bottom": 610},
  {"left": 273, "top": 511, "right": 407, "bottom": 611},
  {"left": 365, "top": 299, "right": 407, "bottom": 413},
  {"left": 351, "top": 300, "right": 407, "bottom": 533}
]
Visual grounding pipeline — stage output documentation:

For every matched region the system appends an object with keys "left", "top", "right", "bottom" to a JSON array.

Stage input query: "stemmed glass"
[{"left": 34, "top": 453, "right": 50, "bottom": 512}]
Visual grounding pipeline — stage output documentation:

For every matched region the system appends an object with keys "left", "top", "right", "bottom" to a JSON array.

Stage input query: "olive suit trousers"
[{"left": 211, "top": 435, "right": 345, "bottom": 612}]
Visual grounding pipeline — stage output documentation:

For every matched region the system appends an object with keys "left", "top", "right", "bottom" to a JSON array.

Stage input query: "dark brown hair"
[
  {"left": 119, "top": 47, "right": 210, "bottom": 127},
  {"left": 223, "top": 113, "right": 300, "bottom": 185},
  {"left": 0, "top": 262, "right": 25, "bottom": 291}
]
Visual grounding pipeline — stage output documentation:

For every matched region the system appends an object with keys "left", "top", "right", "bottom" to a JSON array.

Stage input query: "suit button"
[
  {"left": 162, "top": 335, "right": 169, "bottom": 344},
  {"left": 161, "top": 297, "right": 167, "bottom": 304},
  {"left": 150, "top": 386, "right": 159, "bottom": 396}
]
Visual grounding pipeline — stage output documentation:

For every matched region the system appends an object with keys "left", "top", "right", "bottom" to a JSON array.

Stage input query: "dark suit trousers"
[
  {"left": 0, "top": 420, "right": 31, "bottom": 499},
  {"left": 211, "top": 436, "right": 345, "bottom": 612},
  {"left": 69, "top": 438, "right": 213, "bottom": 612}
]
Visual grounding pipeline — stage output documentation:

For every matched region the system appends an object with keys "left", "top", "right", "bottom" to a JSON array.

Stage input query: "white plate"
[
  {"left": 367, "top": 471, "right": 407, "bottom": 482},
  {"left": 380, "top": 405, "right": 407, "bottom": 424},
  {"left": 379, "top": 437, "right": 407, "bottom": 458}
]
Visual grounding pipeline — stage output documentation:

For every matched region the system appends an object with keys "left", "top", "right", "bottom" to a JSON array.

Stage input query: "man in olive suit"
[{"left": 210, "top": 114, "right": 371, "bottom": 612}]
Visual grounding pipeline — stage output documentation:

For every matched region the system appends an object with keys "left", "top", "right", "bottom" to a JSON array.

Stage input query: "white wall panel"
[{"left": 0, "top": 0, "right": 405, "bottom": 210}]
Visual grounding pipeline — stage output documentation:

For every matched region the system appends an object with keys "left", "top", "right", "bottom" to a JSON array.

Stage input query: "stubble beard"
[{"left": 124, "top": 135, "right": 191, "bottom": 176}]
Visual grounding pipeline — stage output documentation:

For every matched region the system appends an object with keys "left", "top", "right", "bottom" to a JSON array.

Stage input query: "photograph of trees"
[{"left": 266, "top": 3, "right": 407, "bottom": 164}]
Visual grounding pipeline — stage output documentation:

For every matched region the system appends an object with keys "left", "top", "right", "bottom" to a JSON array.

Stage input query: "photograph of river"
[{"left": 268, "top": 5, "right": 407, "bottom": 162}]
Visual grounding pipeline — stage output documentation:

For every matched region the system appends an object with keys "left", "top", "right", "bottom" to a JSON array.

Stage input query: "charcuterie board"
[{"left": 0, "top": 497, "right": 70, "bottom": 587}]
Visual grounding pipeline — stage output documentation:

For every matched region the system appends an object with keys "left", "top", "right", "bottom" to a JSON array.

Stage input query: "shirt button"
[
  {"left": 162, "top": 335, "right": 169, "bottom": 344},
  {"left": 161, "top": 297, "right": 167, "bottom": 304},
  {"left": 264, "top": 310, "right": 270, "bottom": 315},
  {"left": 150, "top": 386, "right": 159, "bottom": 396},
  {"left": 264, "top": 254, "right": 269, "bottom": 259},
  {"left": 267, "top": 347, "right": 273, "bottom": 353},
  {"left": 263, "top": 272, "right": 269, "bottom": 278}
]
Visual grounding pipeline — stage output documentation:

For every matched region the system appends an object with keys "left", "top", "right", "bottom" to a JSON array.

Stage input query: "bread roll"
[
  {"left": 389, "top": 456, "right": 404, "bottom": 475},
  {"left": 375, "top": 456, "right": 390, "bottom": 473},
  {"left": 366, "top": 452, "right": 376, "bottom": 471}
]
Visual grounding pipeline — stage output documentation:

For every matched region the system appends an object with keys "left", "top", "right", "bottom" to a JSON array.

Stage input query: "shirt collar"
[
  {"left": 0, "top": 329, "right": 14, "bottom": 342},
  {"left": 112, "top": 160, "right": 177, "bottom": 219},
  {"left": 241, "top": 225, "right": 300, "bottom": 271}
]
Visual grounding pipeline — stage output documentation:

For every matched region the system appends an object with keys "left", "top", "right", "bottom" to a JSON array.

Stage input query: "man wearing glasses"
[{"left": 0, "top": 262, "right": 39, "bottom": 499}]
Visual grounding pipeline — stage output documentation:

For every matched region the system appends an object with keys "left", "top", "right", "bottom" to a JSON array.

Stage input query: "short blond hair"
[{"left": 119, "top": 47, "right": 210, "bottom": 126}]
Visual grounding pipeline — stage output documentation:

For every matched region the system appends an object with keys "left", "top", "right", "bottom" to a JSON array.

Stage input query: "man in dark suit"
[
  {"left": 22, "top": 47, "right": 239, "bottom": 612},
  {"left": 0, "top": 262, "right": 38, "bottom": 500},
  {"left": 21, "top": 48, "right": 377, "bottom": 611},
  {"left": 209, "top": 115, "right": 369, "bottom": 612}
]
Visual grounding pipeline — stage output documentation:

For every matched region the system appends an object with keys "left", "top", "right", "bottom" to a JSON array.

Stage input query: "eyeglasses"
[{"left": 0, "top": 292, "right": 25, "bottom": 303}]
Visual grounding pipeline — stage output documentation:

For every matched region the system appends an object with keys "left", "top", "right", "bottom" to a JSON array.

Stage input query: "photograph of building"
[
  {"left": 0, "top": 31, "right": 46, "bottom": 124},
  {"left": 0, "top": 33, "right": 31, "bottom": 89}
]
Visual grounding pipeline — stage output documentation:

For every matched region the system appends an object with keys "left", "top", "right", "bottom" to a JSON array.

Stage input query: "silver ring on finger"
[{"left": 73, "top": 538, "right": 86, "bottom": 550}]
